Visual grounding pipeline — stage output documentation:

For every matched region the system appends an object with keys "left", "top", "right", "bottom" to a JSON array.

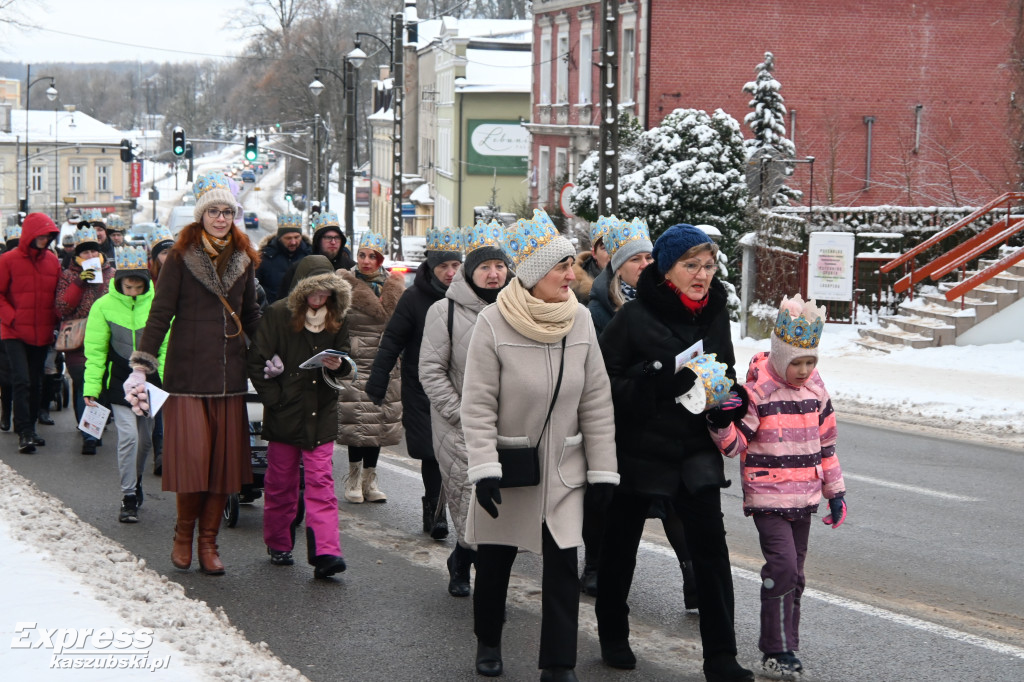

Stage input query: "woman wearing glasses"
[
  {"left": 128, "top": 172, "right": 261, "bottom": 576},
  {"left": 595, "top": 224, "right": 753, "bottom": 682}
]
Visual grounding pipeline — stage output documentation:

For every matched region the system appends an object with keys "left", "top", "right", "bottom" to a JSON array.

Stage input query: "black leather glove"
[
  {"left": 475, "top": 478, "right": 502, "bottom": 519},
  {"left": 822, "top": 495, "right": 847, "bottom": 528},
  {"left": 648, "top": 360, "right": 698, "bottom": 399},
  {"left": 587, "top": 482, "right": 616, "bottom": 512},
  {"left": 706, "top": 386, "right": 750, "bottom": 428}
]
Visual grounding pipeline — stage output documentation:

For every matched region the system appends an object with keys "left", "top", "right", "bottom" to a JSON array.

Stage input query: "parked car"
[
  {"left": 241, "top": 169, "right": 256, "bottom": 183},
  {"left": 382, "top": 259, "right": 421, "bottom": 289},
  {"left": 244, "top": 212, "right": 259, "bottom": 230},
  {"left": 165, "top": 206, "right": 195, "bottom": 236}
]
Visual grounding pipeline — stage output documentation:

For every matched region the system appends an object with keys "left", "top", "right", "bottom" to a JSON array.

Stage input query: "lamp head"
[
  {"left": 308, "top": 78, "right": 325, "bottom": 98},
  {"left": 45, "top": 81, "right": 58, "bottom": 101},
  {"left": 347, "top": 46, "right": 367, "bottom": 70}
]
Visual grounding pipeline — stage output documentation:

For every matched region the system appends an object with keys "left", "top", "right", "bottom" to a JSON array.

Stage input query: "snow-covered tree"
[{"left": 743, "top": 51, "right": 802, "bottom": 206}]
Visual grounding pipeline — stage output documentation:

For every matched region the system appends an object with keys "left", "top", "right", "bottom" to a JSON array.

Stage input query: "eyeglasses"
[
  {"left": 679, "top": 261, "right": 718, "bottom": 276},
  {"left": 205, "top": 208, "right": 235, "bottom": 219},
  {"left": 321, "top": 235, "right": 342, "bottom": 242}
]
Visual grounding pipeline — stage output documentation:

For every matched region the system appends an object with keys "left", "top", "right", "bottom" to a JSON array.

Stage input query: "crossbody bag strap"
[
  {"left": 216, "top": 293, "right": 245, "bottom": 341},
  {"left": 537, "top": 337, "right": 566, "bottom": 444}
]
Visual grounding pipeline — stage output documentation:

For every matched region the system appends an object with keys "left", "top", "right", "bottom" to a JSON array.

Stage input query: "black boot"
[
  {"left": 422, "top": 495, "right": 448, "bottom": 538},
  {"left": 681, "top": 560, "right": 699, "bottom": 610},
  {"left": 32, "top": 431, "right": 45, "bottom": 446},
  {"left": 431, "top": 498, "right": 449, "bottom": 540},
  {"left": 703, "top": 655, "right": 754, "bottom": 682},
  {"left": 446, "top": 545, "right": 472, "bottom": 597},
  {"left": 540, "top": 667, "right": 578, "bottom": 682},
  {"left": 0, "top": 389, "right": 11, "bottom": 432},
  {"left": 475, "top": 641, "right": 502, "bottom": 677},
  {"left": 312, "top": 555, "right": 347, "bottom": 579},
  {"left": 18, "top": 431, "right": 36, "bottom": 454}
]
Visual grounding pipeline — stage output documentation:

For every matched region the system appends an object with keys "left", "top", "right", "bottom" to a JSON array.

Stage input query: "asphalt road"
[{"left": 2, "top": 410, "right": 1023, "bottom": 682}]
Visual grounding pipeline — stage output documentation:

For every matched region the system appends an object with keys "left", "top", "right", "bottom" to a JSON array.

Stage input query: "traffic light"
[
  {"left": 245, "top": 133, "right": 258, "bottom": 162},
  {"left": 119, "top": 139, "right": 133, "bottom": 163},
  {"left": 172, "top": 126, "right": 186, "bottom": 157},
  {"left": 284, "top": 191, "right": 293, "bottom": 203},
  {"left": 184, "top": 142, "right": 193, "bottom": 159}
]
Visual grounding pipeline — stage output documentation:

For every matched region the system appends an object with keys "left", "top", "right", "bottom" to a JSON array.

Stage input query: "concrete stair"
[{"left": 856, "top": 259, "right": 1024, "bottom": 352}]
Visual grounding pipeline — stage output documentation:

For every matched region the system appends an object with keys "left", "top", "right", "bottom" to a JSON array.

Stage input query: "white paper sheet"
[
  {"left": 80, "top": 256, "right": 102, "bottom": 283},
  {"left": 145, "top": 382, "right": 169, "bottom": 417},
  {"left": 299, "top": 349, "right": 348, "bottom": 370},
  {"left": 674, "top": 339, "right": 703, "bottom": 373},
  {"left": 78, "top": 403, "right": 110, "bottom": 439}
]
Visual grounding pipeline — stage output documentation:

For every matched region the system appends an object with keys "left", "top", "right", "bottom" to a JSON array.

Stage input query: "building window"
[
  {"left": 539, "top": 36, "right": 552, "bottom": 105},
  {"left": 556, "top": 34, "right": 569, "bottom": 104},
  {"left": 578, "top": 31, "right": 592, "bottom": 104},
  {"left": 538, "top": 146, "right": 550, "bottom": 204},
  {"left": 555, "top": 148, "right": 568, "bottom": 184},
  {"left": 96, "top": 165, "right": 110, "bottom": 193},
  {"left": 31, "top": 165, "right": 45, "bottom": 193},
  {"left": 621, "top": 28, "right": 635, "bottom": 103},
  {"left": 437, "top": 126, "right": 452, "bottom": 175},
  {"left": 70, "top": 165, "right": 85, "bottom": 192}
]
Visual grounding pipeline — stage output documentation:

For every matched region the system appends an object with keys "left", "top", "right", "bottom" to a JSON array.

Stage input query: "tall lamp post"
[{"left": 23, "top": 65, "right": 58, "bottom": 219}]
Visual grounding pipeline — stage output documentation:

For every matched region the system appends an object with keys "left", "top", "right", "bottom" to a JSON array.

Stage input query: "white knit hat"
[{"left": 192, "top": 172, "right": 237, "bottom": 223}]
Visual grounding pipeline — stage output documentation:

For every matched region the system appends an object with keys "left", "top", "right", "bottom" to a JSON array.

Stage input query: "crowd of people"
[{"left": 0, "top": 170, "right": 849, "bottom": 682}]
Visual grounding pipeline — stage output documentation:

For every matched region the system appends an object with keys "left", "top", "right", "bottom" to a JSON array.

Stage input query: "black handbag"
[{"left": 496, "top": 338, "right": 565, "bottom": 489}]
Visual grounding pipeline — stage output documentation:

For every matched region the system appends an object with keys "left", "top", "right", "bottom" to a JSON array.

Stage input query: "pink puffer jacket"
[{"left": 710, "top": 351, "right": 844, "bottom": 518}]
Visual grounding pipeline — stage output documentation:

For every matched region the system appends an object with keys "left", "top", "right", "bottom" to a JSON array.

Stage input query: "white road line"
[
  {"left": 379, "top": 456, "right": 1021, "bottom": 661},
  {"left": 843, "top": 473, "right": 981, "bottom": 502}
]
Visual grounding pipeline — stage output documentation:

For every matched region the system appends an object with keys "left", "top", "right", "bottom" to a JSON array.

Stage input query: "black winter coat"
[
  {"left": 255, "top": 236, "right": 312, "bottom": 304},
  {"left": 599, "top": 265, "right": 736, "bottom": 497},
  {"left": 277, "top": 242, "right": 355, "bottom": 299},
  {"left": 365, "top": 262, "right": 445, "bottom": 460}
]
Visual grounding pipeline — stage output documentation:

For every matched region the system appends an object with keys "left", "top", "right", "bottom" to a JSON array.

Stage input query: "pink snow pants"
[{"left": 263, "top": 441, "right": 342, "bottom": 558}]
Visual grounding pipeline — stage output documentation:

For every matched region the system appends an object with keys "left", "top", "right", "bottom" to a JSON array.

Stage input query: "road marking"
[
  {"left": 843, "top": 473, "right": 981, "bottom": 502},
  {"left": 379, "top": 455, "right": 1020, "bottom": 661}
]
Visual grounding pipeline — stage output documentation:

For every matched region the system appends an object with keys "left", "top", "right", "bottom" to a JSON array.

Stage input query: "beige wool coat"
[
  {"left": 418, "top": 269, "right": 488, "bottom": 547},
  {"left": 335, "top": 268, "right": 404, "bottom": 448},
  {"left": 462, "top": 302, "right": 619, "bottom": 554}
]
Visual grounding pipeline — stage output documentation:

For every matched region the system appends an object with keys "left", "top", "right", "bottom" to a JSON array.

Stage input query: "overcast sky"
[{"left": 1, "top": 0, "right": 252, "bottom": 64}]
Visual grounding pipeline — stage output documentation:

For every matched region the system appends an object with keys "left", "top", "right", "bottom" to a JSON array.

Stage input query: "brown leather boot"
[
  {"left": 197, "top": 493, "right": 228, "bottom": 575},
  {"left": 171, "top": 493, "right": 204, "bottom": 569}
]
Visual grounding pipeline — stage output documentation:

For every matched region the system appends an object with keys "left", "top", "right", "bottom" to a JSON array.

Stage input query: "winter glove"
[
  {"left": 648, "top": 360, "right": 698, "bottom": 400},
  {"left": 706, "top": 386, "right": 750, "bottom": 429},
  {"left": 79, "top": 269, "right": 96, "bottom": 283},
  {"left": 475, "top": 478, "right": 502, "bottom": 519},
  {"left": 263, "top": 354, "right": 285, "bottom": 379},
  {"left": 822, "top": 495, "right": 847, "bottom": 529},
  {"left": 587, "top": 482, "right": 616, "bottom": 512},
  {"left": 126, "top": 383, "right": 150, "bottom": 416},
  {"left": 122, "top": 369, "right": 147, "bottom": 396}
]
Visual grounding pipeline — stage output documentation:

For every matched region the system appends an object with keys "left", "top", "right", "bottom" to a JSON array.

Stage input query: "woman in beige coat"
[
  {"left": 462, "top": 210, "right": 618, "bottom": 682},
  {"left": 419, "top": 221, "right": 511, "bottom": 598},
  {"left": 335, "top": 232, "right": 404, "bottom": 503}
]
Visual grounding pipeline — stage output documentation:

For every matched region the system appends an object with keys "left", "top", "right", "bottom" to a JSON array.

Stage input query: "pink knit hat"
[{"left": 769, "top": 294, "right": 826, "bottom": 378}]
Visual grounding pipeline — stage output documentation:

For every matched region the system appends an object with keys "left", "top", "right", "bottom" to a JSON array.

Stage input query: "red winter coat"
[{"left": 0, "top": 214, "right": 61, "bottom": 346}]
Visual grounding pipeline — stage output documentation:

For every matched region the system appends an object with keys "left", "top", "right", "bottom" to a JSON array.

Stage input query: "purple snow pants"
[
  {"left": 753, "top": 513, "right": 811, "bottom": 654},
  {"left": 264, "top": 441, "right": 341, "bottom": 558}
]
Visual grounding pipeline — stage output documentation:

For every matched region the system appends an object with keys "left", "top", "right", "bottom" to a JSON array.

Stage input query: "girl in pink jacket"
[{"left": 708, "top": 294, "right": 847, "bottom": 679}]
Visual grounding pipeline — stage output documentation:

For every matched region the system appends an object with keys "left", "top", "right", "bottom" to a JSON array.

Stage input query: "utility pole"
[
  {"left": 390, "top": 11, "right": 405, "bottom": 260},
  {"left": 598, "top": 0, "right": 620, "bottom": 216}
]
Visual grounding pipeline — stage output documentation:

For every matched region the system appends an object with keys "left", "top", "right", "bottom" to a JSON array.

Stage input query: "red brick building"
[{"left": 529, "top": 0, "right": 1017, "bottom": 216}]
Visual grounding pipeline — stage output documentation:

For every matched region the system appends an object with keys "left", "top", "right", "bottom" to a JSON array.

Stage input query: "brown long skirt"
[{"left": 161, "top": 395, "right": 252, "bottom": 494}]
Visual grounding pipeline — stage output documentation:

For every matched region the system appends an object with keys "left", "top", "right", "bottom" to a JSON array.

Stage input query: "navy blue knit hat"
[{"left": 652, "top": 224, "right": 713, "bottom": 274}]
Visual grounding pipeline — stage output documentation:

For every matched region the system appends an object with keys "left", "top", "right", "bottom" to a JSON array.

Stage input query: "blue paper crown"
[
  {"left": 115, "top": 245, "right": 149, "bottom": 272},
  {"left": 193, "top": 172, "right": 233, "bottom": 201},
  {"left": 149, "top": 225, "right": 174, "bottom": 249},
  {"left": 81, "top": 208, "right": 104, "bottom": 224},
  {"left": 105, "top": 214, "right": 125, "bottom": 230},
  {"left": 426, "top": 226, "right": 462, "bottom": 253},
  {"left": 359, "top": 231, "right": 387, "bottom": 255},
  {"left": 594, "top": 215, "right": 626, "bottom": 246},
  {"left": 684, "top": 353, "right": 734, "bottom": 409},
  {"left": 311, "top": 211, "right": 341, "bottom": 231},
  {"left": 774, "top": 298, "right": 825, "bottom": 350},
  {"left": 463, "top": 219, "right": 504, "bottom": 253},
  {"left": 276, "top": 213, "right": 303, "bottom": 230},
  {"left": 501, "top": 209, "right": 560, "bottom": 266},
  {"left": 605, "top": 217, "right": 651, "bottom": 256},
  {"left": 73, "top": 226, "right": 99, "bottom": 247},
  {"left": 5, "top": 224, "right": 22, "bottom": 241}
]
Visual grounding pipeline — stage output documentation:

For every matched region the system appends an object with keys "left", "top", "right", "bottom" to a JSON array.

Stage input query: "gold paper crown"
[{"left": 773, "top": 294, "right": 826, "bottom": 349}]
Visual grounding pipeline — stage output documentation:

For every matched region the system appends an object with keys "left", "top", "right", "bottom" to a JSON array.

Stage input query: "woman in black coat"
[
  {"left": 595, "top": 224, "right": 753, "bottom": 682},
  {"left": 365, "top": 229, "right": 462, "bottom": 539}
]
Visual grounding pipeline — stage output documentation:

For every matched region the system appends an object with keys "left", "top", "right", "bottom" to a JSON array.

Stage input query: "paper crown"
[
  {"left": 359, "top": 231, "right": 387, "bottom": 256},
  {"left": 594, "top": 215, "right": 626, "bottom": 246},
  {"left": 105, "top": 214, "right": 125, "bottom": 231},
  {"left": 426, "top": 226, "right": 462, "bottom": 253},
  {"left": 605, "top": 217, "right": 651, "bottom": 255},
  {"left": 148, "top": 225, "right": 174, "bottom": 249},
  {"left": 502, "top": 209, "right": 561, "bottom": 266},
  {"left": 773, "top": 294, "right": 826, "bottom": 350},
  {"left": 276, "top": 213, "right": 303, "bottom": 230},
  {"left": 81, "top": 208, "right": 104, "bottom": 224},
  {"left": 463, "top": 219, "right": 504, "bottom": 253},
  {"left": 73, "top": 226, "right": 100, "bottom": 248},
  {"left": 115, "top": 245, "right": 148, "bottom": 272},
  {"left": 4, "top": 224, "right": 22, "bottom": 242},
  {"left": 685, "top": 353, "right": 735, "bottom": 410},
  {"left": 193, "top": 172, "right": 233, "bottom": 203},
  {"left": 311, "top": 211, "right": 341, "bottom": 231}
]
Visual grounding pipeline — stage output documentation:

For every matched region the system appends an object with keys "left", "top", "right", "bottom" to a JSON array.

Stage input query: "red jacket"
[{"left": 0, "top": 213, "right": 61, "bottom": 346}]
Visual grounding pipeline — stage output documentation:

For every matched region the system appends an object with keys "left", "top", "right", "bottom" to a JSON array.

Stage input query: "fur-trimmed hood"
[
  {"left": 181, "top": 243, "right": 251, "bottom": 297},
  {"left": 339, "top": 267, "right": 404, "bottom": 323},
  {"left": 286, "top": 255, "right": 352, "bottom": 320}
]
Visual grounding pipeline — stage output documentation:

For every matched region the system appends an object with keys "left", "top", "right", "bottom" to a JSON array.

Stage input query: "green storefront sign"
[{"left": 466, "top": 119, "right": 529, "bottom": 176}]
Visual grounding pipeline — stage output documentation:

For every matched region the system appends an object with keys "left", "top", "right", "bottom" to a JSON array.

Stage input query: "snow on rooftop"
[{"left": 3, "top": 109, "right": 123, "bottom": 144}]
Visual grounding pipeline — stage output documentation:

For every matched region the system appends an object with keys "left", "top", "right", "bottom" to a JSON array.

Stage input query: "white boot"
[
  {"left": 344, "top": 462, "right": 364, "bottom": 503},
  {"left": 362, "top": 467, "right": 387, "bottom": 503}
]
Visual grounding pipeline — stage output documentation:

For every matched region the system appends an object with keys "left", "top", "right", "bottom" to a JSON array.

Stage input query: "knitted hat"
[
  {"left": 652, "top": 223, "right": 713, "bottom": 274},
  {"left": 276, "top": 213, "right": 303, "bottom": 237},
  {"left": 105, "top": 214, "right": 126, "bottom": 233},
  {"left": 358, "top": 231, "right": 387, "bottom": 258},
  {"left": 769, "top": 294, "right": 826, "bottom": 378},
  {"left": 114, "top": 245, "right": 151, "bottom": 288},
  {"left": 501, "top": 209, "right": 576, "bottom": 289},
  {"left": 425, "top": 226, "right": 463, "bottom": 268},
  {"left": 192, "top": 172, "right": 238, "bottom": 223},
  {"left": 149, "top": 225, "right": 174, "bottom": 261},
  {"left": 463, "top": 219, "right": 510, "bottom": 276},
  {"left": 607, "top": 217, "right": 654, "bottom": 272},
  {"left": 73, "top": 226, "right": 101, "bottom": 255}
]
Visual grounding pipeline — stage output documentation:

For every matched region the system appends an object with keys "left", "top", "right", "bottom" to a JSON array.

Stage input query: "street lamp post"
[{"left": 23, "top": 64, "right": 58, "bottom": 220}]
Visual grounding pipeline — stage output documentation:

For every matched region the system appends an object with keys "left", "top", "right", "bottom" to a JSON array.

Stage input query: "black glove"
[
  {"left": 706, "top": 386, "right": 750, "bottom": 429},
  {"left": 475, "top": 478, "right": 502, "bottom": 519},
  {"left": 586, "top": 482, "right": 616, "bottom": 512},
  {"left": 822, "top": 495, "right": 847, "bottom": 528},
  {"left": 648, "top": 361, "right": 698, "bottom": 399},
  {"left": 366, "top": 389, "right": 385, "bottom": 407}
]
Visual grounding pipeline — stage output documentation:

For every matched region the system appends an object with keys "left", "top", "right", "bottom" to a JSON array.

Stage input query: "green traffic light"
[
  {"left": 245, "top": 149, "right": 257, "bottom": 161},
  {"left": 174, "top": 145, "right": 184, "bottom": 155}
]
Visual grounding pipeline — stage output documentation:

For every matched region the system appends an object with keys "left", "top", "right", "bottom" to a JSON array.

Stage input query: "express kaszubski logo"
[{"left": 10, "top": 622, "right": 172, "bottom": 671}]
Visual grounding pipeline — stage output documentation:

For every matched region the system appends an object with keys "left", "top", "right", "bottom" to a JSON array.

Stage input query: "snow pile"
[{"left": 0, "top": 461, "right": 308, "bottom": 682}]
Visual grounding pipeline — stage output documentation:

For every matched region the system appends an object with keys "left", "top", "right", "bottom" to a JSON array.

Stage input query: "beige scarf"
[
  {"left": 305, "top": 306, "right": 328, "bottom": 333},
  {"left": 497, "top": 277, "right": 578, "bottom": 343}
]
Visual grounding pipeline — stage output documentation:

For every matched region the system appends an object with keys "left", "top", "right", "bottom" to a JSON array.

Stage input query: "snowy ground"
[{"left": 1, "top": 322, "right": 1020, "bottom": 680}]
